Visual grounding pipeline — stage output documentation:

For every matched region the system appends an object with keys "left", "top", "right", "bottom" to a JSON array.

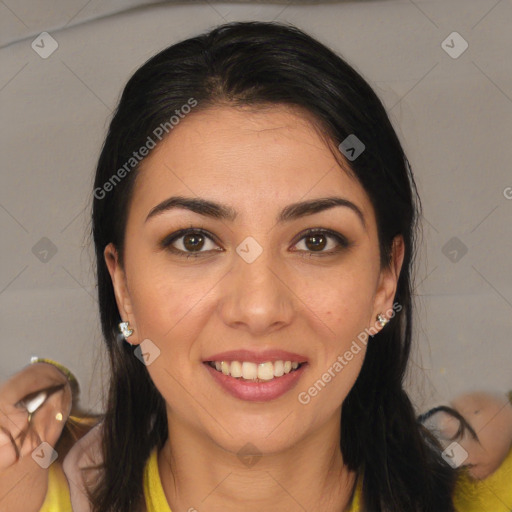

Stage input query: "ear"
[
  {"left": 371, "top": 235, "right": 405, "bottom": 331},
  {"left": 103, "top": 243, "right": 140, "bottom": 344}
]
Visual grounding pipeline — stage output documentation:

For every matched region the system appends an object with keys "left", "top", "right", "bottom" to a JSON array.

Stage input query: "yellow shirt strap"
[
  {"left": 38, "top": 462, "right": 72, "bottom": 512},
  {"left": 144, "top": 447, "right": 173, "bottom": 512},
  {"left": 345, "top": 470, "right": 362, "bottom": 511}
]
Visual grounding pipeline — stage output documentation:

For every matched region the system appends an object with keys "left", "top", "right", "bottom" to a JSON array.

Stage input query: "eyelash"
[{"left": 159, "top": 227, "right": 352, "bottom": 259}]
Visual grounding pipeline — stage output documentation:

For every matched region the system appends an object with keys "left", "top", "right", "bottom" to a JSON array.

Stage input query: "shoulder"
[
  {"left": 62, "top": 420, "right": 104, "bottom": 512},
  {"left": 452, "top": 446, "right": 512, "bottom": 512},
  {"left": 62, "top": 421, "right": 153, "bottom": 512}
]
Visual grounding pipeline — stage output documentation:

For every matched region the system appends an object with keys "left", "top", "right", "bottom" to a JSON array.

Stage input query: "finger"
[
  {"left": 0, "top": 363, "right": 70, "bottom": 409},
  {"left": 0, "top": 406, "right": 29, "bottom": 450},
  {"left": 20, "top": 383, "right": 72, "bottom": 459},
  {"left": 18, "top": 425, "right": 43, "bottom": 459},
  {"left": 0, "top": 425, "right": 20, "bottom": 470}
]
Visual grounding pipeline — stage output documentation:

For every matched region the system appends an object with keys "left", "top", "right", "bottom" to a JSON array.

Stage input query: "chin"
[
  {"left": 468, "top": 464, "right": 494, "bottom": 480},
  {"left": 211, "top": 427, "right": 302, "bottom": 458}
]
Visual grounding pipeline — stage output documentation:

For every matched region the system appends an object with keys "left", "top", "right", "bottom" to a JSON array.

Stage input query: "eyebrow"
[{"left": 145, "top": 195, "right": 366, "bottom": 229}]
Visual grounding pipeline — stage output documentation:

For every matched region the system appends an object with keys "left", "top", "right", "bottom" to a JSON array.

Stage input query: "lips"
[
  {"left": 201, "top": 349, "right": 309, "bottom": 402},
  {"left": 203, "top": 360, "right": 308, "bottom": 402},
  {"left": 203, "top": 349, "right": 308, "bottom": 364}
]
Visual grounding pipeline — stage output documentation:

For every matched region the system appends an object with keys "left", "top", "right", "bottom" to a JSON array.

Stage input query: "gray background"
[{"left": 1, "top": 0, "right": 511, "bottom": 414}]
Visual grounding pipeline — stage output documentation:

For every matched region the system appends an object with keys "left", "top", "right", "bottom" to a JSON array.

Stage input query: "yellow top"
[
  {"left": 38, "top": 462, "right": 72, "bottom": 512},
  {"left": 39, "top": 445, "right": 512, "bottom": 511},
  {"left": 143, "top": 447, "right": 362, "bottom": 512},
  {"left": 452, "top": 444, "right": 512, "bottom": 512}
]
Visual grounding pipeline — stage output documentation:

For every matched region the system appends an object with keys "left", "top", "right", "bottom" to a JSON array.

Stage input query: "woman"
[
  {"left": 1, "top": 20, "right": 469, "bottom": 511},
  {"left": 419, "top": 390, "right": 512, "bottom": 511}
]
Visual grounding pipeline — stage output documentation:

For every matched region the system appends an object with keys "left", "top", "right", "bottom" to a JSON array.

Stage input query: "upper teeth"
[{"left": 209, "top": 360, "right": 301, "bottom": 380}]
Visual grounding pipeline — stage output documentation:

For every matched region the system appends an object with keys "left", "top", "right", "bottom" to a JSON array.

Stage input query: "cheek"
[
  {"left": 293, "top": 274, "right": 374, "bottom": 407},
  {"left": 475, "top": 421, "right": 512, "bottom": 468},
  {"left": 296, "top": 266, "right": 377, "bottom": 343},
  {"left": 126, "top": 253, "right": 210, "bottom": 342}
]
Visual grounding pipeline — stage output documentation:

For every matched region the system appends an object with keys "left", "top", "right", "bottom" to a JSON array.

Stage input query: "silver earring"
[
  {"left": 118, "top": 321, "right": 134, "bottom": 339},
  {"left": 376, "top": 313, "right": 388, "bottom": 328}
]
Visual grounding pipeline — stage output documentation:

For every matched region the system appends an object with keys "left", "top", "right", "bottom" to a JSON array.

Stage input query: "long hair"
[{"left": 90, "top": 21, "right": 456, "bottom": 511}]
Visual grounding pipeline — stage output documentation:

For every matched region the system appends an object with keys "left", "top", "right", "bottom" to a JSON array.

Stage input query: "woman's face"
[
  {"left": 105, "top": 105, "right": 403, "bottom": 454},
  {"left": 446, "top": 393, "right": 512, "bottom": 480}
]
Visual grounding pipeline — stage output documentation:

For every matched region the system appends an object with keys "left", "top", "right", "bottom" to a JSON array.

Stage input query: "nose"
[{"left": 217, "top": 245, "right": 295, "bottom": 336}]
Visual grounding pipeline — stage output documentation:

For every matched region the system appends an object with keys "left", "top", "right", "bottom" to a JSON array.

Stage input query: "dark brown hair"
[{"left": 89, "top": 20, "right": 457, "bottom": 511}]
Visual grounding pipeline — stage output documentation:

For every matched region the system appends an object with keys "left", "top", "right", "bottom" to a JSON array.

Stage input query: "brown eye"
[
  {"left": 304, "top": 233, "right": 328, "bottom": 251},
  {"left": 182, "top": 232, "right": 206, "bottom": 252},
  {"left": 161, "top": 227, "right": 351, "bottom": 259},
  {"left": 292, "top": 228, "right": 351, "bottom": 256},
  {"left": 161, "top": 229, "right": 221, "bottom": 258}
]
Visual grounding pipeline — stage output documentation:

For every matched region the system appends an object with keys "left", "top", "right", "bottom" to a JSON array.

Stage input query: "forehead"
[
  {"left": 452, "top": 392, "right": 508, "bottom": 414},
  {"left": 131, "top": 105, "right": 374, "bottom": 225}
]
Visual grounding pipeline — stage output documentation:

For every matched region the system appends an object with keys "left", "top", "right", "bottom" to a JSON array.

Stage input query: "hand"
[
  {"left": 0, "top": 362, "right": 73, "bottom": 511},
  {"left": 421, "top": 391, "right": 512, "bottom": 480}
]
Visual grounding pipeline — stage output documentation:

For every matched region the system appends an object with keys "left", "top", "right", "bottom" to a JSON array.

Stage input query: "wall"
[{"left": 1, "top": 0, "right": 511, "bottom": 414}]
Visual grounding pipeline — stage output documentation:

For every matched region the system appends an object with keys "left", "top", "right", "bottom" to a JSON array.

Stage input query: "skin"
[
  {"left": 429, "top": 391, "right": 512, "bottom": 480},
  {"left": 105, "top": 105, "right": 404, "bottom": 511},
  {"left": 0, "top": 363, "right": 72, "bottom": 512}
]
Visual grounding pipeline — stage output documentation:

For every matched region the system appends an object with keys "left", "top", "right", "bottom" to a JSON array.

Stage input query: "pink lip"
[
  {"left": 203, "top": 362, "right": 308, "bottom": 402},
  {"left": 203, "top": 349, "right": 308, "bottom": 364}
]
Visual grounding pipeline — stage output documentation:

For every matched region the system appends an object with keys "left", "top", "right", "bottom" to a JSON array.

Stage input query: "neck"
[{"left": 158, "top": 408, "right": 358, "bottom": 512}]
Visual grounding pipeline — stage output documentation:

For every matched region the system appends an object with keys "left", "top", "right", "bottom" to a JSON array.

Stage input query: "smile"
[
  {"left": 206, "top": 360, "right": 305, "bottom": 381},
  {"left": 203, "top": 360, "right": 308, "bottom": 402}
]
